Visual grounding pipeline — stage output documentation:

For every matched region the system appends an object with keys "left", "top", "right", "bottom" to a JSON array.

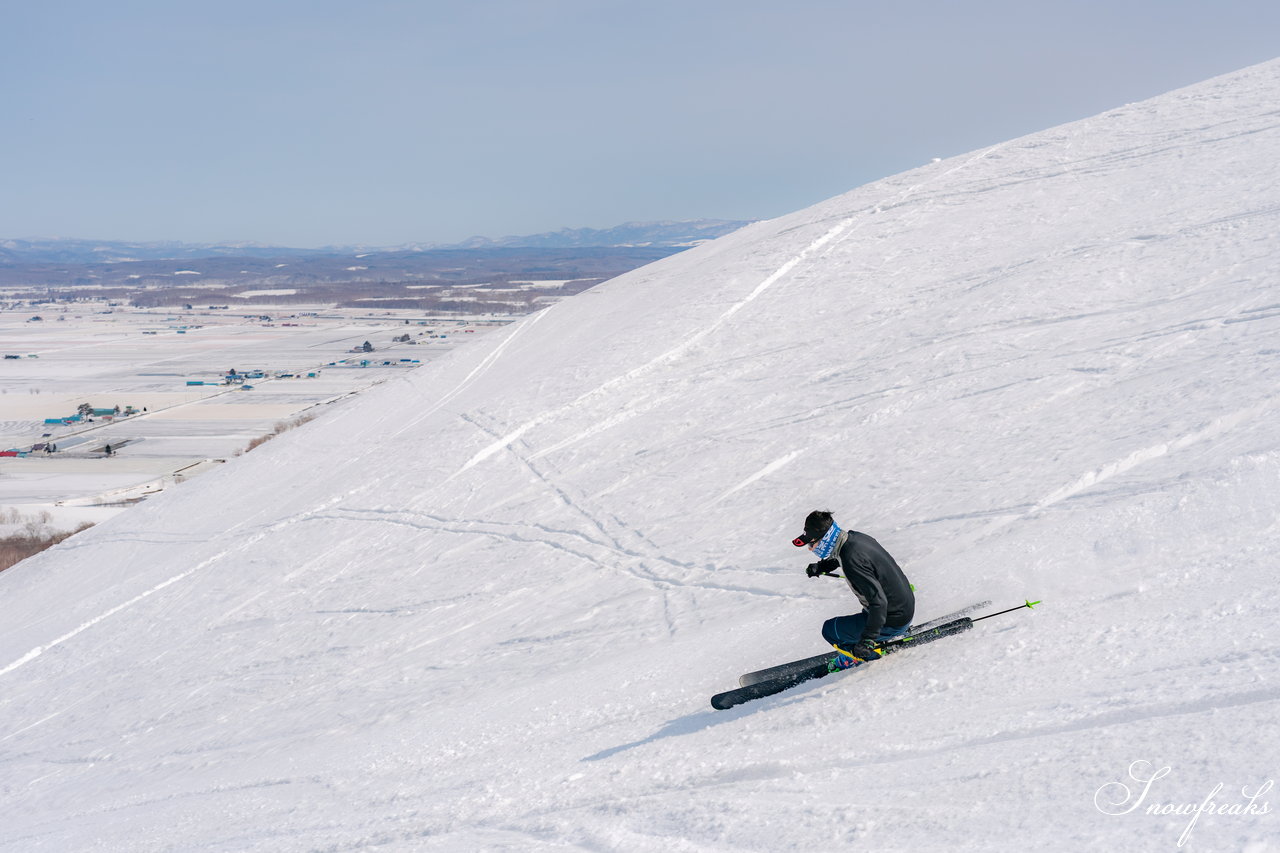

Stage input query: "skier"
[{"left": 792, "top": 510, "right": 915, "bottom": 670}]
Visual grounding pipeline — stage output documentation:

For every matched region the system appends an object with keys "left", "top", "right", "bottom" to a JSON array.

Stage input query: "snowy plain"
[
  {"left": 2, "top": 59, "right": 1279, "bottom": 851},
  {"left": 0, "top": 308, "right": 503, "bottom": 522}
]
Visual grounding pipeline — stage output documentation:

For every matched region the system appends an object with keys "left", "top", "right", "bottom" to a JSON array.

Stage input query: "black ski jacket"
[{"left": 837, "top": 530, "right": 916, "bottom": 642}]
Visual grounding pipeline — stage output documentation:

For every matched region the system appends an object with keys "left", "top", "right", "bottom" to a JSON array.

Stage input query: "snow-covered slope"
[{"left": 3, "top": 60, "right": 1279, "bottom": 852}]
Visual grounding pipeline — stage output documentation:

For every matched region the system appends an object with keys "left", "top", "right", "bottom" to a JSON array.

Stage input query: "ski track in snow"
[
  {"left": 298, "top": 506, "right": 793, "bottom": 602},
  {"left": 0, "top": 311, "right": 572, "bottom": 670},
  {"left": 460, "top": 409, "right": 639, "bottom": 557},
  {"left": 967, "top": 396, "right": 1279, "bottom": 544},
  {"left": 0, "top": 562, "right": 207, "bottom": 679},
  {"left": 714, "top": 450, "right": 804, "bottom": 503},
  {"left": 453, "top": 143, "right": 1010, "bottom": 477},
  {"left": 0, "top": 491, "right": 352, "bottom": 681},
  {"left": 391, "top": 305, "right": 552, "bottom": 440}
]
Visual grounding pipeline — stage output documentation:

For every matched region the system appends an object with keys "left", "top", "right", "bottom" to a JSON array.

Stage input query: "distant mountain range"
[
  {"left": 0, "top": 220, "right": 753, "bottom": 265},
  {"left": 445, "top": 220, "right": 752, "bottom": 250}
]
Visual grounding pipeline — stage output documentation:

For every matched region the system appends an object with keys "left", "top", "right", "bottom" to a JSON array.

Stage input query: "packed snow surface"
[{"left": 3, "top": 60, "right": 1280, "bottom": 851}]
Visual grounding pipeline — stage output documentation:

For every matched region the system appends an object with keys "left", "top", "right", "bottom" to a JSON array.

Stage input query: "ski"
[
  {"left": 711, "top": 617, "right": 973, "bottom": 710},
  {"left": 737, "top": 600, "right": 991, "bottom": 687}
]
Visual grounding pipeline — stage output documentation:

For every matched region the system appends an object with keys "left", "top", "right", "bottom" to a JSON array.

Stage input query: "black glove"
[
  {"left": 849, "top": 641, "right": 881, "bottom": 662},
  {"left": 805, "top": 558, "right": 840, "bottom": 578}
]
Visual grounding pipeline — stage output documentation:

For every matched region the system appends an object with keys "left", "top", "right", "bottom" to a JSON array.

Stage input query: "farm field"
[{"left": 0, "top": 300, "right": 507, "bottom": 530}]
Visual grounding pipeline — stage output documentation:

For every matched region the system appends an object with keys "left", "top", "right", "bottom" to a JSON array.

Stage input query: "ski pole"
[
  {"left": 818, "top": 572, "right": 919, "bottom": 596},
  {"left": 875, "top": 599, "right": 1040, "bottom": 650},
  {"left": 971, "top": 599, "right": 1041, "bottom": 624}
]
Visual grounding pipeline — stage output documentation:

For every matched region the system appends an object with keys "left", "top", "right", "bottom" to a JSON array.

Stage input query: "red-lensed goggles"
[{"left": 792, "top": 534, "right": 813, "bottom": 547}]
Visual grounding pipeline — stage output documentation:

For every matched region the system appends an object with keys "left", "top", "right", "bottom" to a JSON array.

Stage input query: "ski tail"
[
  {"left": 738, "top": 651, "right": 836, "bottom": 688},
  {"left": 907, "top": 599, "right": 992, "bottom": 634},
  {"left": 713, "top": 658, "right": 847, "bottom": 710},
  {"left": 876, "top": 616, "right": 972, "bottom": 654}
]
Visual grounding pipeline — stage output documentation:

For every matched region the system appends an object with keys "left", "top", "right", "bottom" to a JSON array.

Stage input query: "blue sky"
[{"left": 3, "top": 0, "right": 1278, "bottom": 248}]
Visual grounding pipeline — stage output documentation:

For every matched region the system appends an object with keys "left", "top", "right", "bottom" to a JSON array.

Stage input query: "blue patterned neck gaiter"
[{"left": 812, "top": 520, "right": 842, "bottom": 560}]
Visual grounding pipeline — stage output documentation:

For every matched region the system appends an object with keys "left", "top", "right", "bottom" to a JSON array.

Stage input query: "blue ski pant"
[{"left": 822, "top": 611, "right": 910, "bottom": 647}]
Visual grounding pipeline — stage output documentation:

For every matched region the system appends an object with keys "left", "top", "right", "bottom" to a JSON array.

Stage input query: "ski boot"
[{"left": 828, "top": 642, "right": 880, "bottom": 672}]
